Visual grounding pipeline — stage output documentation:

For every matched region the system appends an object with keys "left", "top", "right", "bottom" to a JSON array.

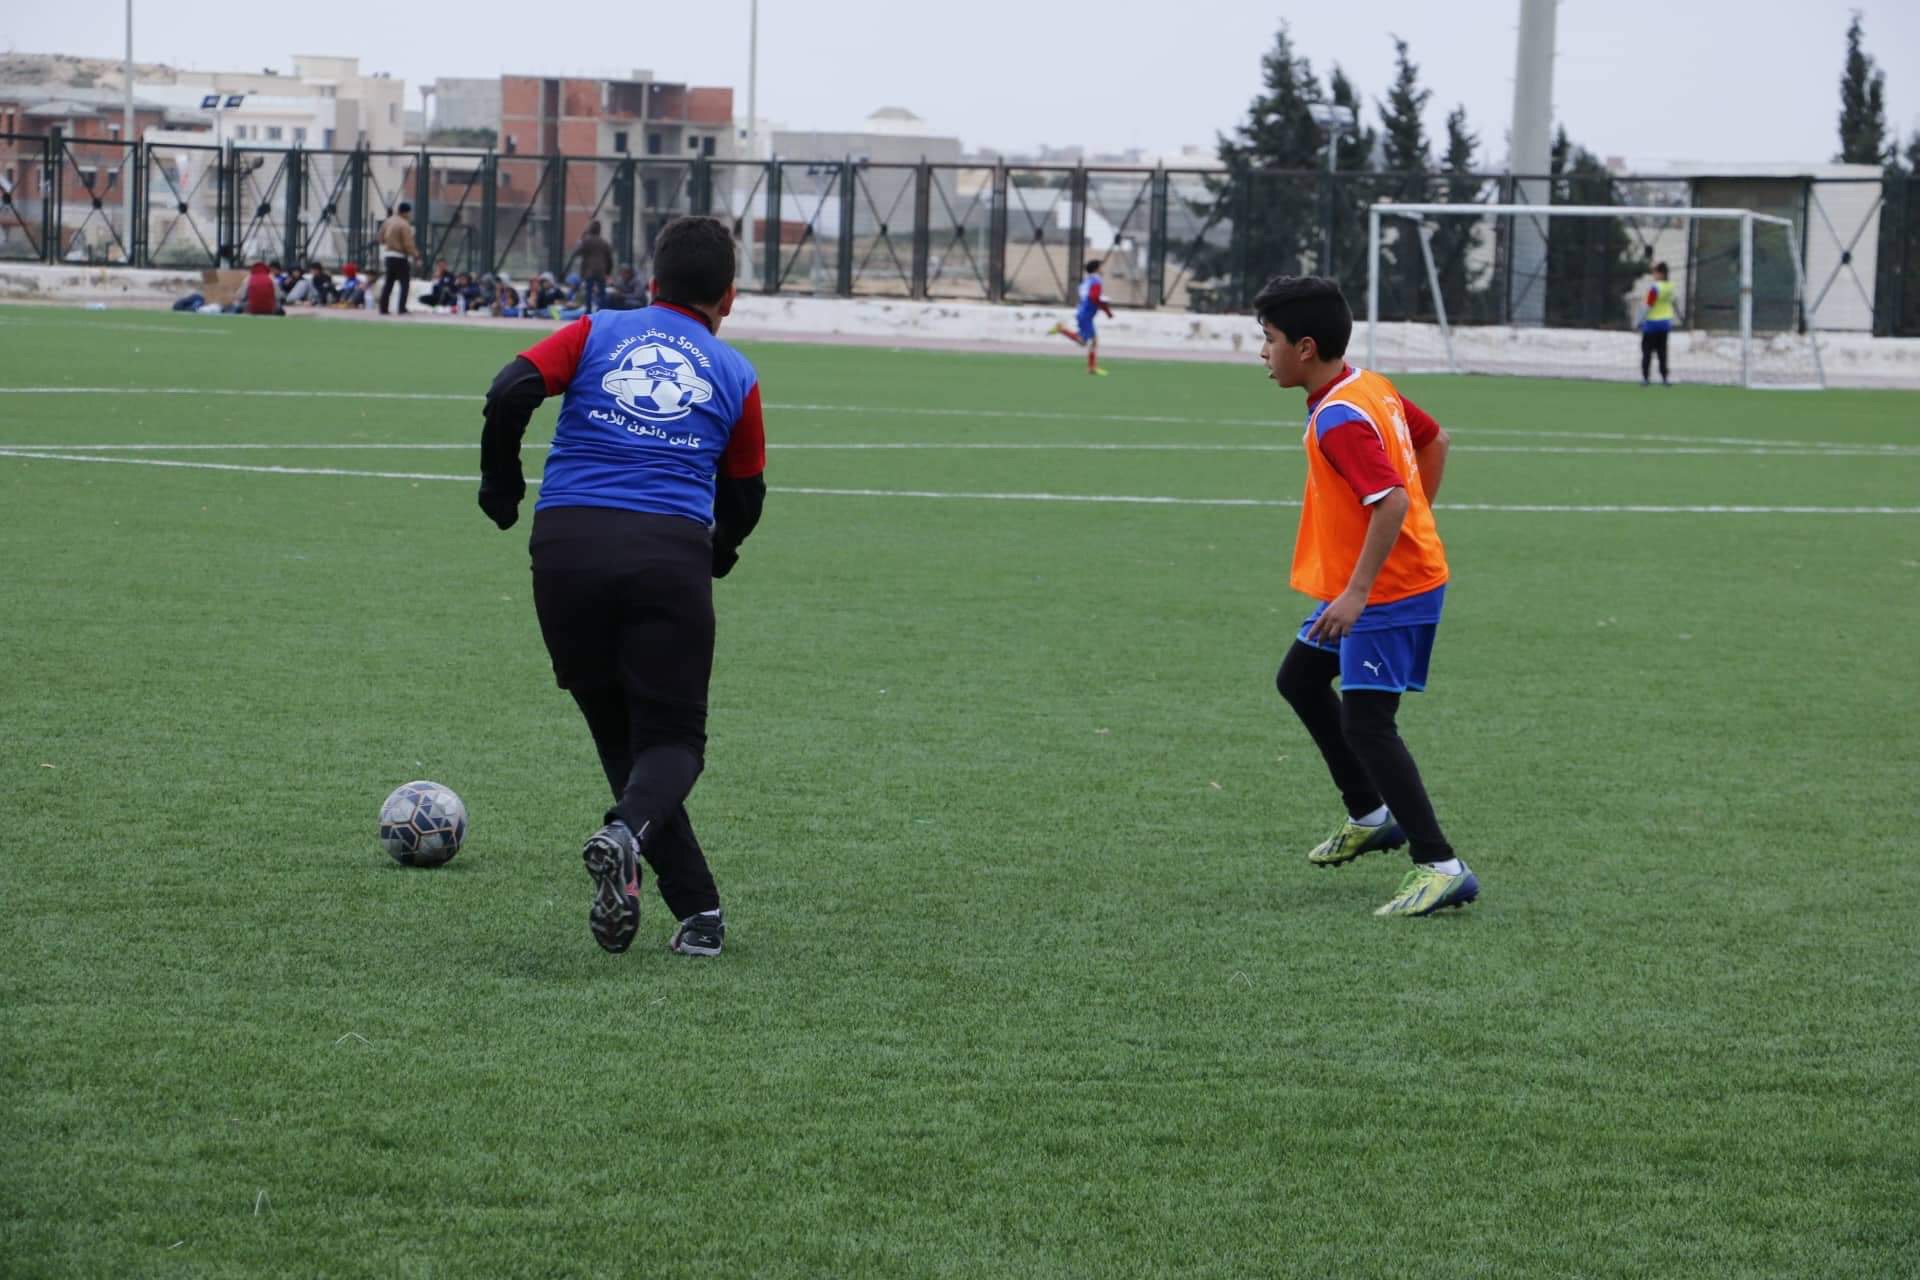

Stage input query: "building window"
[
  {"left": 646, "top": 132, "right": 662, "bottom": 156},
  {"left": 323, "top": 128, "right": 335, "bottom": 149},
  {"left": 389, "top": 103, "right": 398, "bottom": 125},
  {"left": 688, "top": 136, "right": 699, "bottom": 151},
  {"left": 643, "top": 179, "right": 659, "bottom": 208},
  {"left": 293, "top": 127, "right": 306, "bottom": 144},
  {"left": 613, "top": 131, "right": 628, "bottom": 154},
  {"left": 702, "top": 136, "right": 716, "bottom": 157},
  {"left": 266, "top": 126, "right": 283, "bottom": 141}
]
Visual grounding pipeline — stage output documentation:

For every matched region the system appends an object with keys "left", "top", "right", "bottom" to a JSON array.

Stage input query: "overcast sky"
[{"left": 6, "top": 1, "right": 1918, "bottom": 167}]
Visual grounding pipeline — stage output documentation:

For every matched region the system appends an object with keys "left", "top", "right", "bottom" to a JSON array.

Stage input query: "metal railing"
[{"left": 2, "top": 131, "right": 1913, "bottom": 334}]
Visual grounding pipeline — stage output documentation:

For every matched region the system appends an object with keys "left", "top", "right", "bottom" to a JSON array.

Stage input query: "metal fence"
[{"left": 4, "top": 131, "right": 1916, "bottom": 335}]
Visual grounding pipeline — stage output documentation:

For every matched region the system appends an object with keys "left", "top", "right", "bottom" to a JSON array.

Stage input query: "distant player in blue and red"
[
  {"left": 1051, "top": 259, "right": 1115, "bottom": 375},
  {"left": 1255, "top": 275, "right": 1479, "bottom": 918},
  {"left": 475, "top": 215, "right": 767, "bottom": 959}
]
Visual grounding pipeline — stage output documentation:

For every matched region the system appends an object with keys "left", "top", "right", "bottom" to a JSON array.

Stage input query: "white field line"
[
  {"left": 0, "top": 439, "right": 1909, "bottom": 459},
  {"left": 0, "top": 386, "right": 1912, "bottom": 454},
  {"left": 0, "top": 319, "right": 231, "bottom": 337},
  {"left": 2, "top": 448, "right": 1915, "bottom": 515}
]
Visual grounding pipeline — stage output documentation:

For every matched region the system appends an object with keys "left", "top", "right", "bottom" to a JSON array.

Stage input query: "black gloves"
[
  {"left": 478, "top": 472, "right": 525, "bottom": 530},
  {"left": 712, "top": 541, "right": 740, "bottom": 579}
]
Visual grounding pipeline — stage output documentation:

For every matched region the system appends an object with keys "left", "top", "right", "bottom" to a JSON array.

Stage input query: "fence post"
[
  {"left": 764, "top": 160, "right": 781, "bottom": 292},
  {"left": 911, "top": 161, "right": 930, "bottom": 300},
  {"left": 836, "top": 160, "right": 855, "bottom": 296},
  {"left": 1068, "top": 166, "right": 1088, "bottom": 304},
  {"left": 347, "top": 147, "right": 367, "bottom": 266},
  {"left": 1233, "top": 172, "right": 1253, "bottom": 309},
  {"left": 129, "top": 140, "right": 146, "bottom": 267},
  {"left": 413, "top": 149, "right": 430, "bottom": 261},
  {"left": 479, "top": 153, "right": 498, "bottom": 277},
  {"left": 1147, "top": 167, "right": 1168, "bottom": 309},
  {"left": 47, "top": 127, "right": 63, "bottom": 265},
  {"left": 545, "top": 156, "right": 566, "bottom": 277},
  {"left": 283, "top": 147, "right": 303, "bottom": 266},
  {"left": 988, "top": 163, "right": 1008, "bottom": 302},
  {"left": 218, "top": 143, "right": 235, "bottom": 266},
  {"left": 615, "top": 157, "right": 637, "bottom": 268}
]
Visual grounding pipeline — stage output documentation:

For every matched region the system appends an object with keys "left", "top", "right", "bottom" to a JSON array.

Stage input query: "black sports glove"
[
  {"left": 478, "top": 472, "right": 524, "bottom": 530},
  {"left": 712, "top": 541, "right": 740, "bottom": 579}
]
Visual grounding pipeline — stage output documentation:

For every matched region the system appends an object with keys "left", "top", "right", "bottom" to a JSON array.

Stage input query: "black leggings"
[
  {"left": 1641, "top": 328, "right": 1669, "bottom": 382},
  {"left": 379, "top": 255, "right": 412, "bottom": 314},
  {"left": 1275, "top": 641, "right": 1453, "bottom": 863},
  {"left": 530, "top": 507, "right": 721, "bottom": 918}
]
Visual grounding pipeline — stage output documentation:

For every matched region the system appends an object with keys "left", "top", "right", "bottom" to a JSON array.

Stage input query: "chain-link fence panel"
[
  {"left": 1161, "top": 170, "right": 1234, "bottom": 311},
  {"left": 769, "top": 161, "right": 843, "bottom": 294},
  {"left": 55, "top": 136, "right": 138, "bottom": 264},
  {"left": 925, "top": 165, "right": 994, "bottom": 300},
  {"left": 141, "top": 143, "right": 221, "bottom": 268},
  {"left": 1001, "top": 167, "right": 1073, "bottom": 303},
  {"left": 848, "top": 163, "right": 916, "bottom": 297},
  {"left": 1083, "top": 169, "right": 1153, "bottom": 307},
  {"left": 1, "top": 135, "right": 54, "bottom": 263}
]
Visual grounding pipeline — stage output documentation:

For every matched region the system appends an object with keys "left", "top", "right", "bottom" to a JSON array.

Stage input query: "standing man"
[
  {"left": 576, "top": 220, "right": 615, "bottom": 314},
  {"left": 1050, "top": 259, "right": 1115, "bottom": 376},
  {"left": 476, "top": 215, "right": 767, "bottom": 958},
  {"left": 378, "top": 202, "right": 420, "bottom": 316},
  {"left": 1639, "top": 260, "right": 1677, "bottom": 386},
  {"left": 1255, "top": 275, "right": 1478, "bottom": 918}
]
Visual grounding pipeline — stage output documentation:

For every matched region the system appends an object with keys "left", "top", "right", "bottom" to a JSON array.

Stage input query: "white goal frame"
[{"left": 1364, "top": 203, "right": 1825, "bottom": 389}]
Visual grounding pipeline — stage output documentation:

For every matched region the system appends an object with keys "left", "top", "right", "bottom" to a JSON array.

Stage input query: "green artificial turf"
[{"left": 2, "top": 305, "right": 1917, "bottom": 1278}]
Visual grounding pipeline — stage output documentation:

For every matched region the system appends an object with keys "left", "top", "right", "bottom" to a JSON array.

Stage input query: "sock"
[
  {"left": 1422, "top": 857, "right": 1464, "bottom": 875},
  {"left": 1352, "top": 804, "right": 1390, "bottom": 827},
  {"left": 1087, "top": 350, "right": 1097, "bottom": 372}
]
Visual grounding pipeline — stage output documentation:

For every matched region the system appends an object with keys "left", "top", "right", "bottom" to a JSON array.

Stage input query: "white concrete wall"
[{"left": 3, "top": 263, "right": 1917, "bottom": 390}]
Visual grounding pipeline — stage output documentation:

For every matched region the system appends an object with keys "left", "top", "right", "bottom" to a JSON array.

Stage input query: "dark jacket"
[{"left": 576, "top": 233, "right": 614, "bottom": 281}]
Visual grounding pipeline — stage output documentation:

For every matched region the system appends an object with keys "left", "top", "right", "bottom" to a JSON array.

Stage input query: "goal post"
[{"left": 1363, "top": 203, "right": 1825, "bottom": 389}]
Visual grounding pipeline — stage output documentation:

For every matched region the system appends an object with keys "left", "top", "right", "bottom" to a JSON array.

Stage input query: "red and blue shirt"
[{"left": 520, "top": 303, "right": 766, "bottom": 525}]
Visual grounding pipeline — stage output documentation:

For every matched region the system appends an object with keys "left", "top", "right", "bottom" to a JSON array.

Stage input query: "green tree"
[
  {"left": 1546, "top": 126, "right": 1639, "bottom": 328},
  {"left": 1323, "top": 64, "right": 1379, "bottom": 281},
  {"left": 1193, "top": 21, "right": 1324, "bottom": 308},
  {"left": 1431, "top": 105, "right": 1483, "bottom": 321},
  {"left": 1373, "top": 36, "right": 1433, "bottom": 314},
  {"left": 1837, "top": 11, "right": 1889, "bottom": 165}
]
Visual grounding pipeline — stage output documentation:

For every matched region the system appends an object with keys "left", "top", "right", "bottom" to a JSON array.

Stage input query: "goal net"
[{"left": 1361, "top": 203, "right": 1825, "bottom": 389}]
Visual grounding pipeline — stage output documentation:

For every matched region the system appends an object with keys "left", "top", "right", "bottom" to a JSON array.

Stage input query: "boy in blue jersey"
[
  {"left": 477, "top": 216, "right": 767, "bottom": 958},
  {"left": 1050, "top": 259, "right": 1115, "bottom": 375}
]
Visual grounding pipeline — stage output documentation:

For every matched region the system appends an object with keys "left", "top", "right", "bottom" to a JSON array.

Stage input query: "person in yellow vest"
[
  {"left": 1255, "top": 275, "right": 1478, "bottom": 918},
  {"left": 1640, "top": 260, "right": 1677, "bottom": 386}
]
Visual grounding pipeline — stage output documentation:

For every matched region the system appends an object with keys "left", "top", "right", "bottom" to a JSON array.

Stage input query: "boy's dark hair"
[
  {"left": 1084, "top": 259, "right": 1102, "bottom": 274},
  {"left": 1653, "top": 260, "right": 1669, "bottom": 276},
  {"left": 653, "top": 216, "right": 736, "bottom": 306},
  {"left": 1252, "top": 275, "right": 1351, "bottom": 360}
]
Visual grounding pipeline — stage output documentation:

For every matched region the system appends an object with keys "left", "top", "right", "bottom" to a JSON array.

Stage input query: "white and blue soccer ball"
[
  {"left": 601, "top": 343, "right": 714, "bottom": 422},
  {"left": 379, "top": 780, "right": 467, "bottom": 868}
]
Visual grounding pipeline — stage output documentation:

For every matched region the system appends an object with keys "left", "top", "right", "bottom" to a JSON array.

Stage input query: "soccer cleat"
[
  {"left": 1090, "top": 366, "right": 1110, "bottom": 376},
  {"left": 668, "top": 910, "right": 725, "bottom": 957},
  {"left": 1373, "top": 863, "right": 1479, "bottom": 917},
  {"left": 1307, "top": 815, "right": 1406, "bottom": 867},
  {"left": 581, "top": 821, "right": 641, "bottom": 953}
]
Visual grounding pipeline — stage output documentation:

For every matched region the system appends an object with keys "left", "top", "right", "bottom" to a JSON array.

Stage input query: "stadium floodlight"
[
  {"left": 1363, "top": 202, "right": 1826, "bottom": 390},
  {"left": 199, "top": 94, "right": 219, "bottom": 109},
  {"left": 1309, "top": 104, "right": 1358, "bottom": 275},
  {"left": 224, "top": 95, "right": 244, "bottom": 109}
]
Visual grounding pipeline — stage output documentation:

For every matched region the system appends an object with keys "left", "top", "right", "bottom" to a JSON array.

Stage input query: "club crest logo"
[{"left": 602, "top": 343, "right": 715, "bottom": 423}]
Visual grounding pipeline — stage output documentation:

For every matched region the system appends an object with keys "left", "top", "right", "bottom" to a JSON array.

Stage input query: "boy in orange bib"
[{"left": 1255, "top": 276, "right": 1478, "bottom": 918}]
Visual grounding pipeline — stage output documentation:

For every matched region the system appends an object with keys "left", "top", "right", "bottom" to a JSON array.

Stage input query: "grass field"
[{"left": 3, "top": 303, "right": 1918, "bottom": 1278}]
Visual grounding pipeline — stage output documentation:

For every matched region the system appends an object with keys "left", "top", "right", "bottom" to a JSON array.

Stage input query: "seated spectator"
[
  {"left": 421, "top": 260, "right": 457, "bottom": 308},
  {"left": 285, "top": 262, "right": 334, "bottom": 306},
  {"left": 334, "top": 263, "right": 367, "bottom": 307},
  {"left": 494, "top": 281, "right": 522, "bottom": 319},
  {"left": 602, "top": 264, "right": 645, "bottom": 310},
  {"left": 453, "top": 271, "right": 481, "bottom": 313},
  {"left": 240, "top": 261, "right": 283, "bottom": 316},
  {"left": 526, "top": 271, "right": 565, "bottom": 316}
]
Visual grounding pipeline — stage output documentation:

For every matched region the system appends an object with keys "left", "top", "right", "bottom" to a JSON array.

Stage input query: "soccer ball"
[{"left": 378, "top": 780, "right": 467, "bottom": 868}]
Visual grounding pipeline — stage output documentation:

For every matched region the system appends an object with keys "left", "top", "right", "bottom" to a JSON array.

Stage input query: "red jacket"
[{"left": 245, "top": 264, "right": 279, "bottom": 315}]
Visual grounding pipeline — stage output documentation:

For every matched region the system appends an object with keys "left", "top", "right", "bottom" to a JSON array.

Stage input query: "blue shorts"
[
  {"left": 1296, "top": 586, "right": 1444, "bottom": 693},
  {"left": 1075, "top": 310, "right": 1096, "bottom": 341}
]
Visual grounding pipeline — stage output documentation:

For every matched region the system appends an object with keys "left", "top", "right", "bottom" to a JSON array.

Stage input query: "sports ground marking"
[
  {"left": 2, "top": 448, "right": 1915, "bottom": 516},
  {"left": 0, "top": 386, "right": 1912, "bottom": 454},
  {"left": 1, "top": 440, "right": 1909, "bottom": 459}
]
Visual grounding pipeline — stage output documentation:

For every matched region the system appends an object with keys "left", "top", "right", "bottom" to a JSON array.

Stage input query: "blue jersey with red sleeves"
[
  {"left": 520, "top": 303, "right": 766, "bottom": 525},
  {"left": 1076, "top": 274, "right": 1104, "bottom": 322}
]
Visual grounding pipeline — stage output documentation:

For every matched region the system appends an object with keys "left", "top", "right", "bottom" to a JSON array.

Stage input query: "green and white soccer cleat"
[
  {"left": 1373, "top": 863, "right": 1479, "bottom": 917},
  {"left": 1307, "top": 815, "right": 1406, "bottom": 867}
]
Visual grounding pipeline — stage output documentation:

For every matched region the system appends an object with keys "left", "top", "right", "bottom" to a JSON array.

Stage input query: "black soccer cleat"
[
  {"left": 582, "top": 822, "right": 641, "bottom": 954},
  {"left": 668, "top": 910, "right": 725, "bottom": 957}
]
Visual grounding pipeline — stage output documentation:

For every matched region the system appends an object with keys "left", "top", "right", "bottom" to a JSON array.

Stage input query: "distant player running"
[
  {"left": 1255, "top": 275, "right": 1478, "bottom": 918},
  {"left": 1639, "top": 260, "right": 1677, "bottom": 386},
  {"left": 1051, "top": 259, "right": 1115, "bottom": 375}
]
